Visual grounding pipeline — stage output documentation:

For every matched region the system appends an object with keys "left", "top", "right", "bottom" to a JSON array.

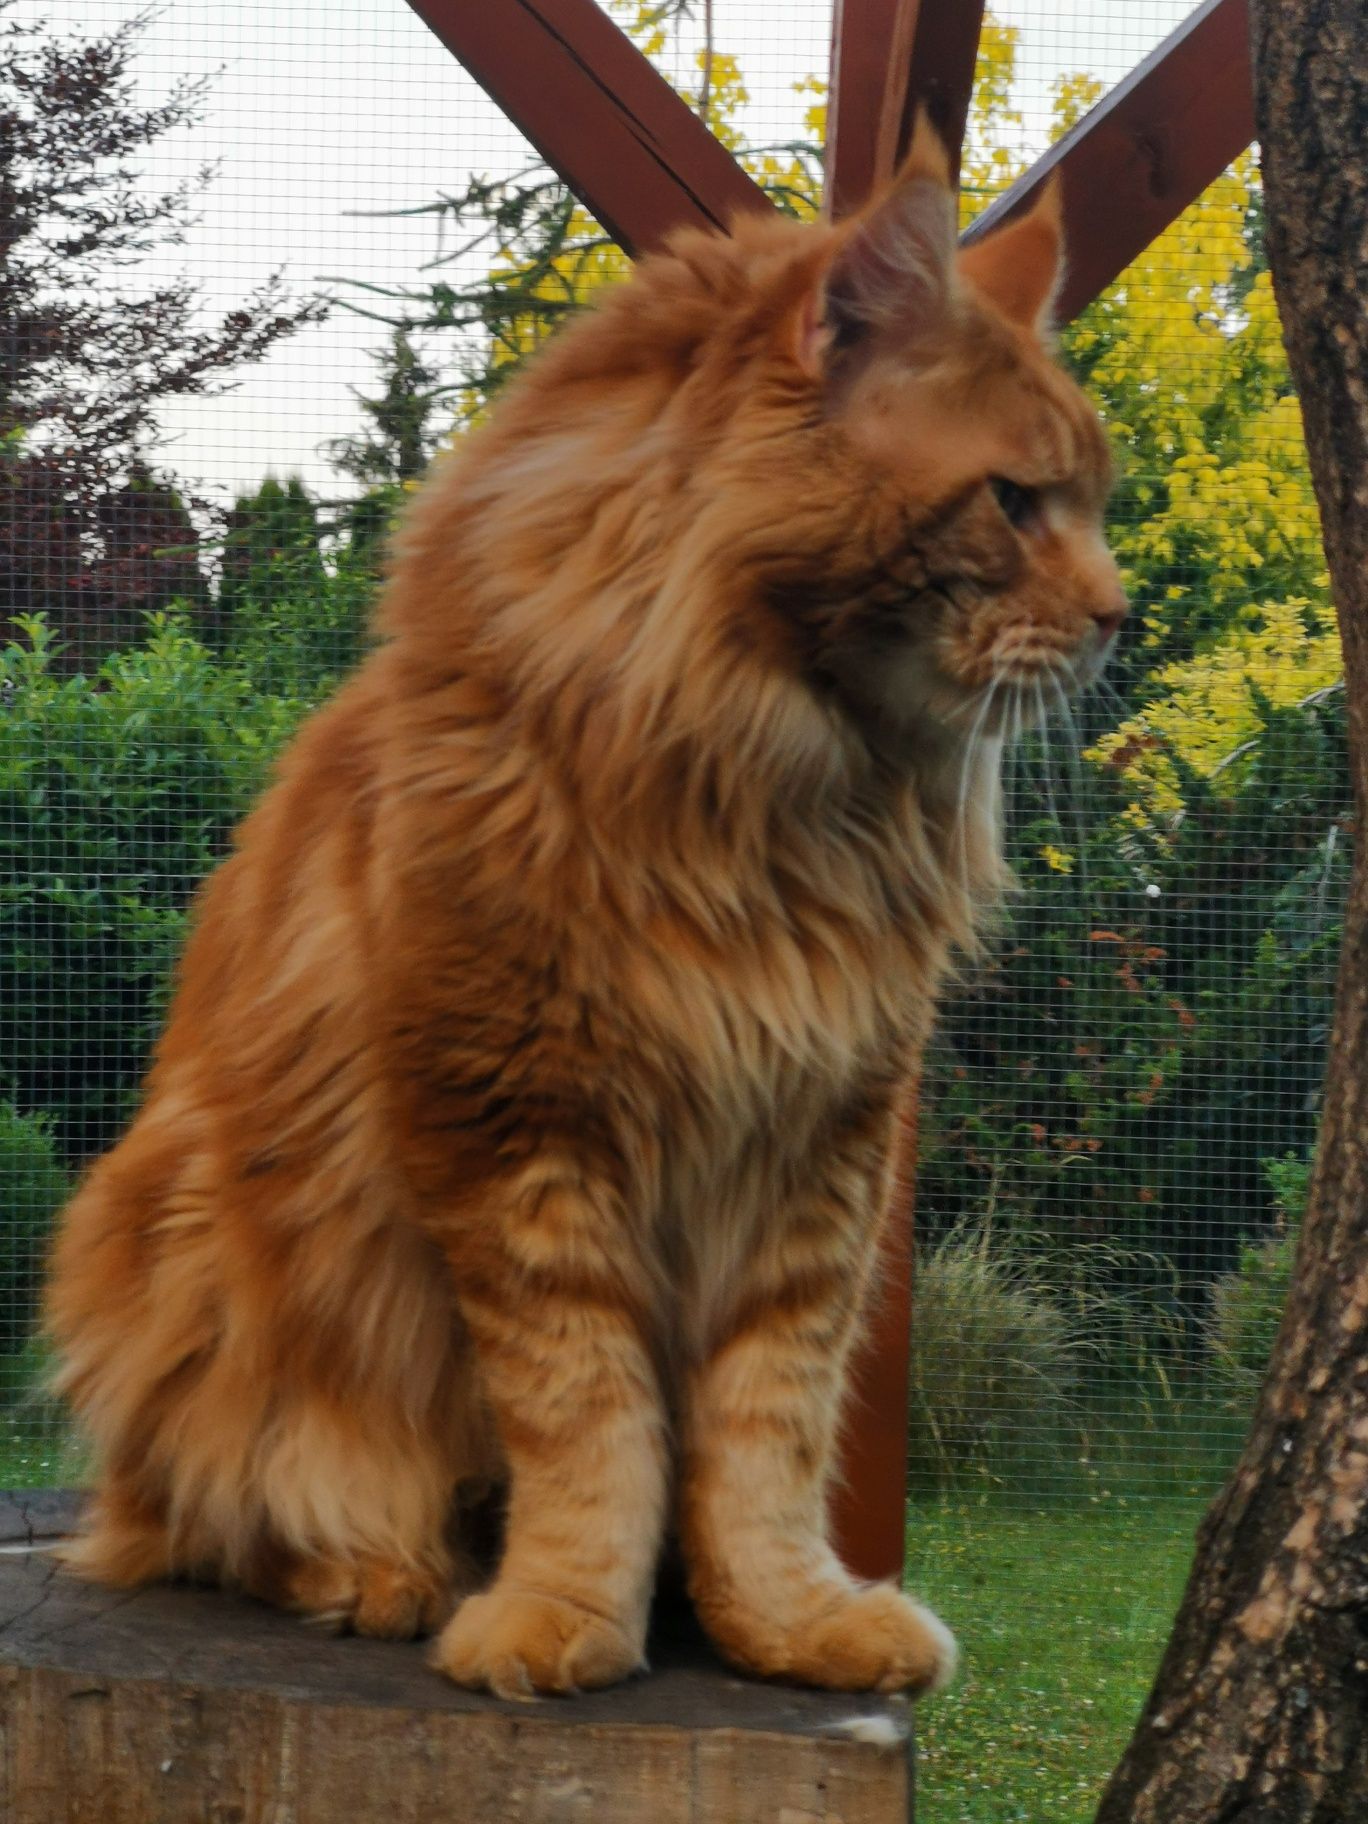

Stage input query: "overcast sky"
[{"left": 22, "top": 0, "right": 1195, "bottom": 504}]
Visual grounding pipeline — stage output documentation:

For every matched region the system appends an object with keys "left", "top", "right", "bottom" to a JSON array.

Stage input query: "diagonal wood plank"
[
  {"left": 404, "top": 0, "right": 770, "bottom": 257},
  {"left": 826, "top": 0, "right": 987, "bottom": 218},
  {"left": 962, "top": 0, "right": 1254, "bottom": 322}
]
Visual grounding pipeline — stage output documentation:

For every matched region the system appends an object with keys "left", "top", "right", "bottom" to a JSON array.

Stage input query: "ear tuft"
[
  {"left": 901, "top": 107, "right": 954, "bottom": 192},
  {"left": 958, "top": 175, "right": 1066, "bottom": 337},
  {"left": 799, "top": 114, "right": 958, "bottom": 377}
]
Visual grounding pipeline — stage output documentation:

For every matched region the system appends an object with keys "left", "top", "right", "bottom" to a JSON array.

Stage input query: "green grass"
[
  {"left": 0, "top": 1419, "right": 78, "bottom": 1487},
  {"left": 0, "top": 1358, "right": 81, "bottom": 1487},
  {"left": 908, "top": 1501, "right": 1203, "bottom": 1824}
]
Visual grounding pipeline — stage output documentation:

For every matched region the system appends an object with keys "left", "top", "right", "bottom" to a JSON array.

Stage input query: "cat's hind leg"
[
  {"left": 62, "top": 1451, "right": 468, "bottom": 1640},
  {"left": 219, "top": 1335, "right": 489, "bottom": 1639},
  {"left": 58, "top": 1473, "right": 176, "bottom": 1589},
  {"left": 250, "top": 1545, "right": 462, "bottom": 1639},
  {"left": 54, "top": 1147, "right": 487, "bottom": 1637}
]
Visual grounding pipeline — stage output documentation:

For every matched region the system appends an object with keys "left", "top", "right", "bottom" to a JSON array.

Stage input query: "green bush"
[
  {"left": 222, "top": 555, "right": 373, "bottom": 703},
  {"left": 0, "top": 1103, "right": 67, "bottom": 1357},
  {"left": 0, "top": 613, "right": 311, "bottom": 1158},
  {"left": 1260, "top": 1150, "right": 1315, "bottom": 1225},
  {"left": 908, "top": 1223, "right": 1092, "bottom": 1495},
  {"left": 215, "top": 476, "right": 375, "bottom": 699},
  {"left": 1206, "top": 1151, "right": 1311, "bottom": 1402},
  {"left": 0, "top": 1101, "right": 77, "bottom": 1474}
]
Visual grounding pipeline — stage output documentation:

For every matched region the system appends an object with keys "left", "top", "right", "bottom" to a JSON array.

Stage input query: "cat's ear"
[
  {"left": 795, "top": 114, "right": 959, "bottom": 377},
  {"left": 957, "top": 177, "right": 1065, "bottom": 337}
]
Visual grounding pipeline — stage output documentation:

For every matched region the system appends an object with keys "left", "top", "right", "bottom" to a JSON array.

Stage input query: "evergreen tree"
[
  {"left": 217, "top": 476, "right": 324, "bottom": 632},
  {"left": 327, "top": 330, "right": 443, "bottom": 490},
  {"left": 327, "top": 5, "right": 821, "bottom": 425},
  {"left": 325, "top": 330, "right": 446, "bottom": 574}
]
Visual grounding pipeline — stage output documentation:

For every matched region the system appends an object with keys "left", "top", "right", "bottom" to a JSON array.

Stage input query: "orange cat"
[{"left": 46, "top": 128, "right": 1123, "bottom": 1698}]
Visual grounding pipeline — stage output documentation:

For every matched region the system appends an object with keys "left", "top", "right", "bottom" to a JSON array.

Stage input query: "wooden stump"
[{"left": 0, "top": 1494, "right": 914, "bottom": 1822}]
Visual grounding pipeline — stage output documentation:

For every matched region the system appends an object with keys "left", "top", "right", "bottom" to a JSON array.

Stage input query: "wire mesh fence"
[{"left": 0, "top": 1, "right": 1341, "bottom": 1511}]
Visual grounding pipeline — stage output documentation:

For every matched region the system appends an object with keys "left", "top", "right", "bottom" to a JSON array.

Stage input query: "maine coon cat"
[{"left": 47, "top": 125, "right": 1124, "bottom": 1699}]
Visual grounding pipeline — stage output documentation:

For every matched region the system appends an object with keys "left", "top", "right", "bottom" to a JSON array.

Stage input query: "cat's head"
[
  {"left": 408, "top": 128, "right": 1123, "bottom": 792},
  {"left": 631, "top": 123, "right": 1123, "bottom": 771},
  {"left": 767, "top": 127, "right": 1125, "bottom": 759}
]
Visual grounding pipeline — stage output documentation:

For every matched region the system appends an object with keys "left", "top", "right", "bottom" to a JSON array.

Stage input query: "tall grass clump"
[{"left": 909, "top": 1222, "right": 1093, "bottom": 1497}]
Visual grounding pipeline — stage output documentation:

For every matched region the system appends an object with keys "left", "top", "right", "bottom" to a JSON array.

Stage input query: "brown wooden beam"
[
  {"left": 898, "top": 0, "right": 988, "bottom": 185},
  {"left": 403, "top": 0, "right": 770, "bottom": 257},
  {"left": 826, "top": 0, "right": 987, "bottom": 218},
  {"left": 825, "top": 1, "right": 985, "bottom": 1579},
  {"left": 961, "top": 0, "right": 1254, "bottom": 322},
  {"left": 826, "top": 0, "right": 922, "bottom": 220}
]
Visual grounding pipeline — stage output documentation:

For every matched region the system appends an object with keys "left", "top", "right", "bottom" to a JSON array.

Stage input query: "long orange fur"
[{"left": 47, "top": 132, "right": 1124, "bottom": 1697}]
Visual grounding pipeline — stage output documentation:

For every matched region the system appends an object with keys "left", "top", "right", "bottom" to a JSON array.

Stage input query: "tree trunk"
[{"left": 1094, "top": 6, "right": 1368, "bottom": 1820}]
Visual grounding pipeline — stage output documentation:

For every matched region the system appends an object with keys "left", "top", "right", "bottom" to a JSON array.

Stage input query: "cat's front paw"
[
  {"left": 797, "top": 1584, "right": 958, "bottom": 1694},
  {"left": 431, "top": 1583, "right": 647, "bottom": 1698},
  {"left": 708, "top": 1583, "right": 958, "bottom": 1695}
]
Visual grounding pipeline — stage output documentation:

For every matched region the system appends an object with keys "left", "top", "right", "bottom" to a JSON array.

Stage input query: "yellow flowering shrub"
[{"left": 1091, "top": 600, "right": 1341, "bottom": 815}]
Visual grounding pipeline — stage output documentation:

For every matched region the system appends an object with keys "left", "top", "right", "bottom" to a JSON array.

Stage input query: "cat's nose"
[{"left": 1091, "top": 595, "right": 1128, "bottom": 643}]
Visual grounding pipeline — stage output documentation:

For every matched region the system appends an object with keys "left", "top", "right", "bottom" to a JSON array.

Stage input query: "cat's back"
[{"left": 144, "top": 656, "right": 398, "bottom": 1118}]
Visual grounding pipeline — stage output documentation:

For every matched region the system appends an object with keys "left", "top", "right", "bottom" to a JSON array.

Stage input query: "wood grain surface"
[{"left": 0, "top": 1493, "right": 914, "bottom": 1822}]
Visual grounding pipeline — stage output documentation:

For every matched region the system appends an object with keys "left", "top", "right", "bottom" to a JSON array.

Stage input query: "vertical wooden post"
[
  {"left": 825, "top": 0, "right": 985, "bottom": 1581},
  {"left": 826, "top": 0, "right": 986, "bottom": 220},
  {"left": 832, "top": 1097, "right": 920, "bottom": 1581},
  {"left": 825, "top": 0, "right": 926, "bottom": 219}
]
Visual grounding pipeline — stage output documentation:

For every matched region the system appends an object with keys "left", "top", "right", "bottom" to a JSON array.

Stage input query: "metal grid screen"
[
  {"left": 0, "top": 0, "right": 1337, "bottom": 1523},
  {"left": 913, "top": 0, "right": 1339, "bottom": 1507}
]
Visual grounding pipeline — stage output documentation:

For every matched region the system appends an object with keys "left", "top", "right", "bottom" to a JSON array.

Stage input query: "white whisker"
[
  {"left": 1085, "top": 666, "right": 1130, "bottom": 728},
  {"left": 954, "top": 680, "right": 998, "bottom": 917},
  {"left": 1003, "top": 686, "right": 1025, "bottom": 843},
  {"left": 943, "top": 690, "right": 987, "bottom": 725}
]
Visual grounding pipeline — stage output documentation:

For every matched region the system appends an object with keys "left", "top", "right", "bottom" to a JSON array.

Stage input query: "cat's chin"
[
  {"left": 850, "top": 660, "right": 1087, "bottom": 771},
  {"left": 840, "top": 667, "right": 1037, "bottom": 763}
]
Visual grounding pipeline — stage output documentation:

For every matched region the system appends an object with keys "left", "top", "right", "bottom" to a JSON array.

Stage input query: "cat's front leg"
[
  {"left": 680, "top": 1103, "right": 957, "bottom": 1696},
  {"left": 426, "top": 1166, "right": 668, "bottom": 1698}
]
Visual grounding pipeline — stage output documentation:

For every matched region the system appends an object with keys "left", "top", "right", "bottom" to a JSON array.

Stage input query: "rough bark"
[{"left": 1094, "top": 6, "right": 1368, "bottom": 1820}]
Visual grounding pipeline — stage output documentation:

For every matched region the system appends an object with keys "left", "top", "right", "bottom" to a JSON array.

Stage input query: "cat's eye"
[{"left": 988, "top": 476, "right": 1041, "bottom": 531}]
